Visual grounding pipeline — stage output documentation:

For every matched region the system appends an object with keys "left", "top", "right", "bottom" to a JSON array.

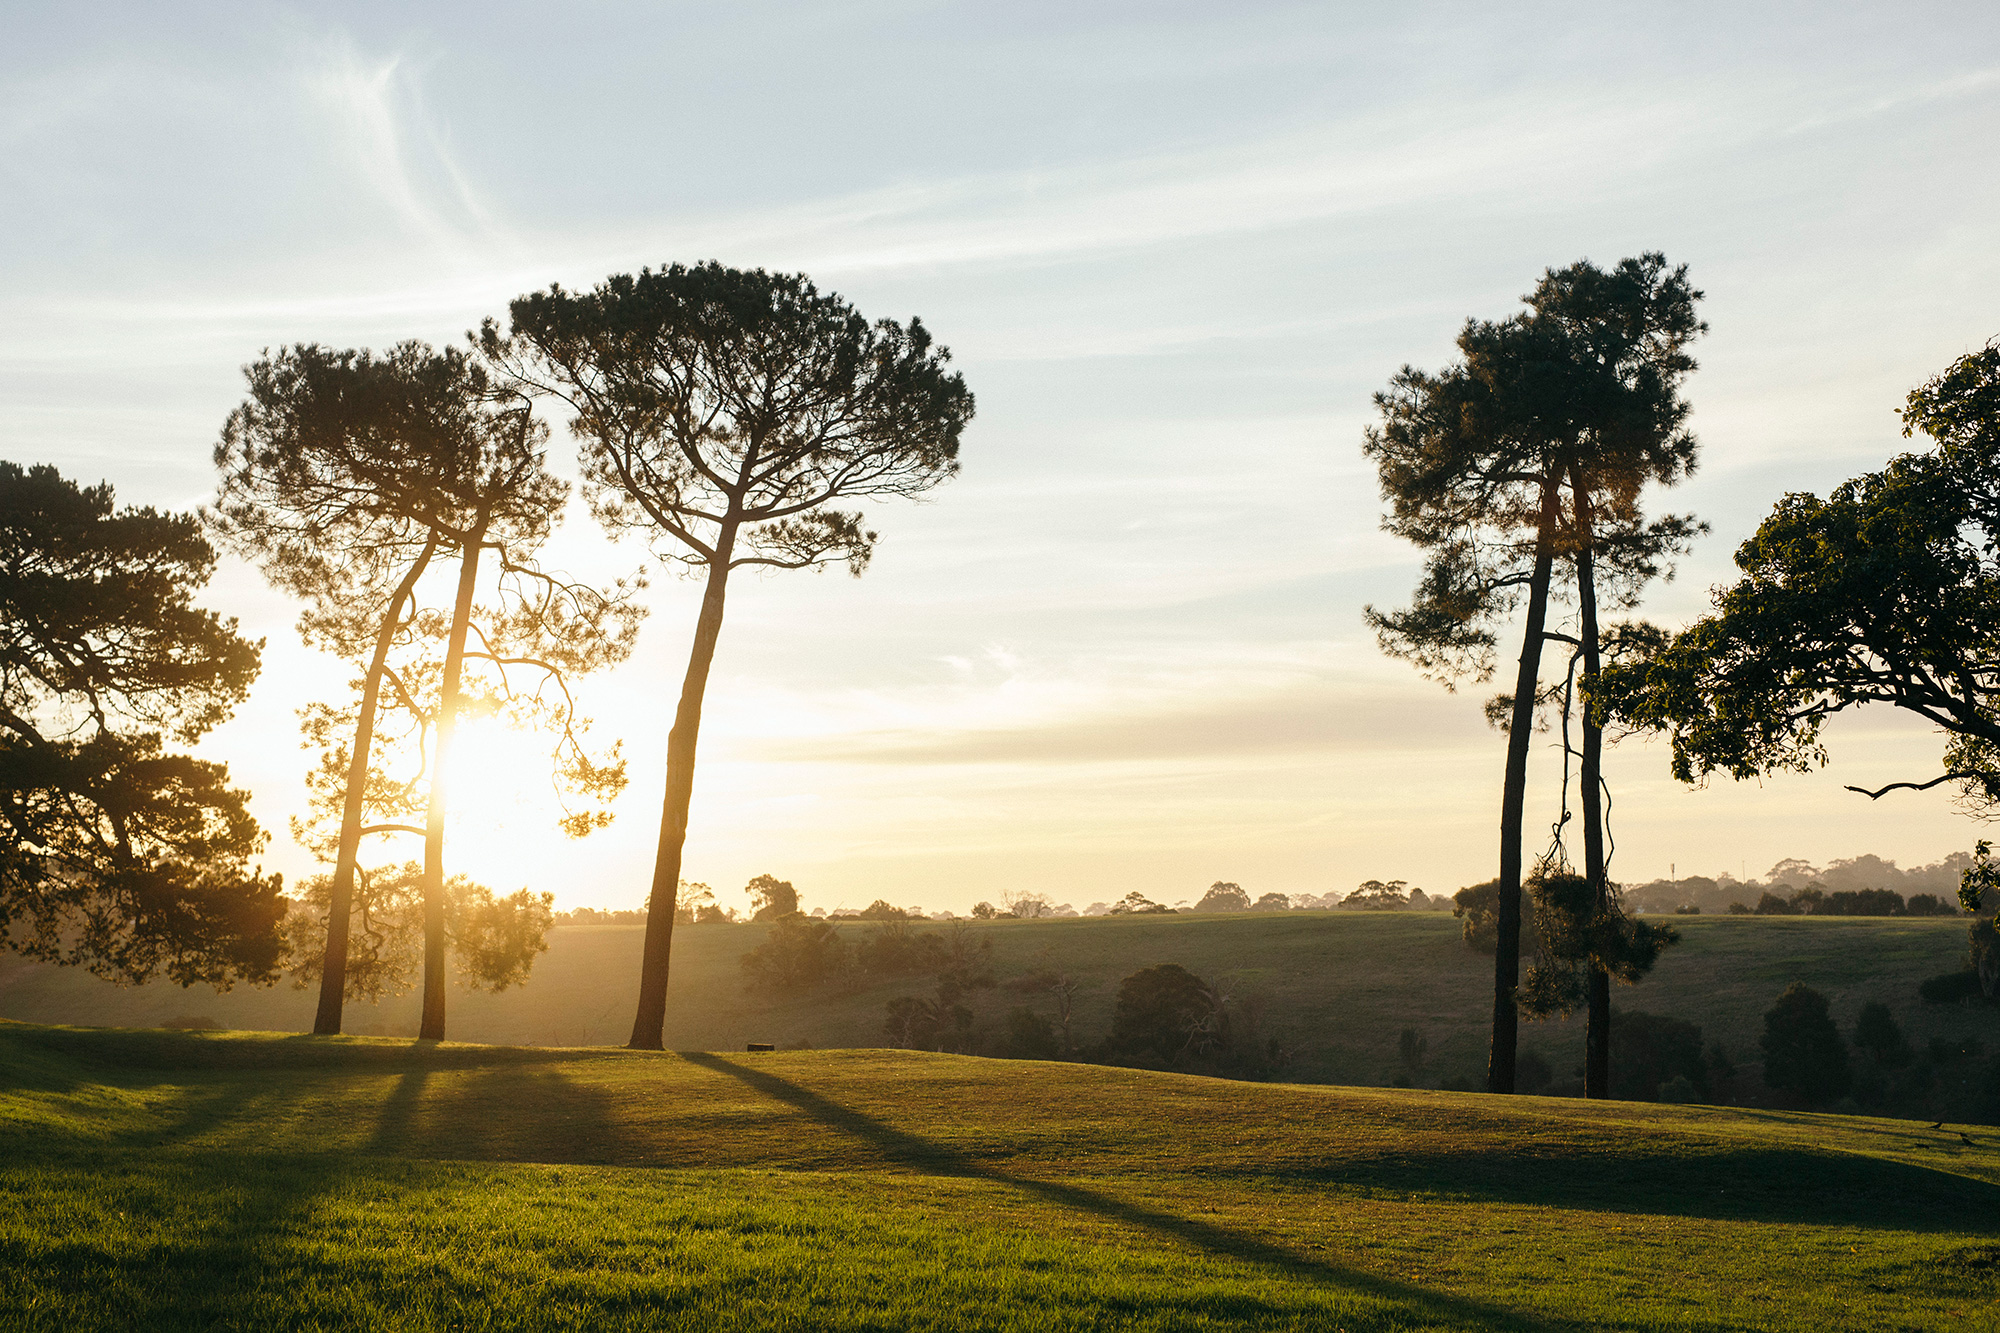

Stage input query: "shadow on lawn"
[{"left": 682, "top": 1052, "right": 1559, "bottom": 1333}]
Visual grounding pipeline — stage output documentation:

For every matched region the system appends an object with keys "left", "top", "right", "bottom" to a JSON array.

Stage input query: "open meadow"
[
  {"left": 3, "top": 913, "right": 1988, "bottom": 1096},
  {"left": 2, "top": 1022, "right": 1996, "bottom": 1331}
]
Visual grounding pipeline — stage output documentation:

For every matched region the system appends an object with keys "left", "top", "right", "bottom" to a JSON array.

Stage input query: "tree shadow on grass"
[{"left": 681, "top": 1052, "right": 1560, "bottom": 1333}]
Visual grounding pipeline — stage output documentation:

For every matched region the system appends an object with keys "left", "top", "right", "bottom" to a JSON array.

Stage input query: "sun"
[{"left": 434, "top": 714, "right": 582, "bottom": 893}]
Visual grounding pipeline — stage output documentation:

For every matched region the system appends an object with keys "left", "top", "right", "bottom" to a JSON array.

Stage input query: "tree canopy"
[
  {"left": 0, "top": 462, "right": 283, "bottom": 986},
  {"left": 1597, "top": 343, "right": 2000, "bottom": 807}
]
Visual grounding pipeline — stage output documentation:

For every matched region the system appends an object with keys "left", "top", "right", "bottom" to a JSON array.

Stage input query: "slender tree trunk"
[
  {"left": 629, "top": 526, "right": 739, "bottom": 1050},
  {"left": 1572, "top": 467, "right": 1611, "bottom": 1098},
  {"left": 418, "top": 524, "right": 488, "bottom": 1041},
  {"left": 314, "top": 535, "right": 439, "bottom": 1035},
  {"left": 1491, "top": 474, "right": 1561, "bottom": 1095}
]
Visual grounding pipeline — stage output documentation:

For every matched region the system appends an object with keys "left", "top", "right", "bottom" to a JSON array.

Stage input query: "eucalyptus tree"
[
  {"left": 215, "top": 341, "right": 604, "bottom": 1039},
  {"left": 485, "top": 261, "right": 975, "bottom": 1050},
  {"left": 1364, "top": 253, "right": 1703, "bottom": 1093},
  {"left": 0, "top": 462, "right": 283, "bottom": 985}
]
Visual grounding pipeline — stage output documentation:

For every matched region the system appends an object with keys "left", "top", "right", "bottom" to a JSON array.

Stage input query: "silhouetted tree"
[
  {"left": 215, "top": 341, "right": 631, "bottom": 1038},
  {"left": 745, "top": 874, "right": 799, "bottom": 922},
  {"left": 1106, "top": 963, "right": 1227, "bottom": 1065},
  {"left": 1194, "top": 881, "right": 1250, "bottom": 912},
  {"left": 1760, "top": 982, "right": 1851, "bottom": 1104},
  {"left": 740, "top": 912, "right": 849, "bottom": 994},
  {"left": 488, "top": 262, "right": 974, "bottom": 1050},
  {"left": 1250, "top": 891, "right": 1292, "bottom": 911},
  {"left": 1109, "top": 891, "right": 1171, "bottom": 914},
  {"left": 1605, "top": 1008, "right": 1707, "bottom": 1102},
  {"left": 1852, "top": 1001, "right": 1912, "bottom": 1069},
  {"left": 1365, "top": 254, "right": 1703, "bottom": 1093},
  {"left": 0, "top": 463, "right": 282, "bottom": 985},
  {"left": 1343, "top": 879, "right": 1411, "bottom": 910}
]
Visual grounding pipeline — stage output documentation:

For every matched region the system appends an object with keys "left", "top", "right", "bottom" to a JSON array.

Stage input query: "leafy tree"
[
  {"left": 1003, "top": 890, "right": 1053, "bottom": 918},
  {"left": 1343, "top": 879, "right": 1410, "bottom": 910},
  {"left": 214, "top": 341, "right": 631, "bottom": 1038},
  {"left": 1001, "top": 1006, "right": 1060, "bottom": 1059},
  {"left": 739, "top": 912, "right": 849, "bottom": 994},
  {"left": 1365, "top": 254, "right": 1703, "bottom": 1092},
  {"left": 1451, "top": 880, "right": 1534, "bottom": 953},
  {"left": 745, "top": 874, "right": 799, "bottom": 921},
  {"left": 1606, "top": 1008, "right": 1707, "bottom": 1102},
  {"left": 1760, "top": 982, "right": 1851, "bottom": 1104},
  {"left": 1193, "top": 881, "right": 1250, "bottom": 912},
  {"left": 488, "top": 263, "right": 974, "bottom": 1050},
  {"left": 1514, "top": 868, "right": 1678, "bottom": 1027},
  {"left": 1852, "top": 1001, "right": 1912, "bottom": 1069},
  {"left": 1250, "top": 891, "right": 1292, "bottom": 911},
  {"left": 1108, "top": 891, "right": 1171, "bottom": 915},
  {"left": 969, "top": 901, "right": 999, "bottom": 920},
  {"left": 1004, "top": 954, "right": 1089, "bottom": 1056},
  {"left": 1106, "top": 963, "right": 1228, "bottom": 1065},
  {"left": 0, "top": 463, "right": 283, "bottom": 986}
]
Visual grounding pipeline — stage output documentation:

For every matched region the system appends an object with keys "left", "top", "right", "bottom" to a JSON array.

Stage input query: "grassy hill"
[
  {"left": 2, "top": 913, "right": 1989, "bottom": 1094},
  {"left": 2, "top": 1022, "right": 1996, "bottom": 1330}
]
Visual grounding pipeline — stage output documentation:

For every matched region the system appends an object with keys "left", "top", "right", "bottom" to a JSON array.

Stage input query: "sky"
[{"left": 5, "top": 2, "right": 2000, "bottom": 916}]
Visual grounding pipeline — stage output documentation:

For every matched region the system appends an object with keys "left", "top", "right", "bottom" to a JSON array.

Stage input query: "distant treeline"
[{"left": 1621, "top": 853, "right": 1974, "bottom": 916}]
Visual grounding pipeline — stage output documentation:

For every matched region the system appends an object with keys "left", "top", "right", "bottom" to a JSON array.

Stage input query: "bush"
[
  {"left": 740, "top": 914, "right": 850, "bottom": 995},
  {"left": 1609, "top": 1009, "right": 1708, "bottom": 1102},
  {"left": 1905, "top": 893, "right": 1955, "bottom": 917},
  {"left": 1657, "top": 1074, "right": 1700, "bottom": 1103},
  {"left": 1760, "top": 983, "right": 1851, "bottom": 1104},
  {"left": 1919, "top": 969, "right": 1985, "bottom": 1005},
  {"left": 1516, "top": 1050, "right": 1553, "bottom": 1094},
  {"left": 1752, "top": 892, "right": 1795, "bottom": 916},
  {"left": 1852, "top": 1001, "right": 1912, "bottom": 1068},
  {"left": 1001, "top": 1007, "right": 1060, "bottom": 1059}
]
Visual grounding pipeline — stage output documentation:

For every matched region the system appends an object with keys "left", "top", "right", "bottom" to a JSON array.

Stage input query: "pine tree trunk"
[
  {"left": 1572, "top": 466, "right": 1611, "bottom": 1098},
  {"left": 314, "top": 535, "right": 438, "bottom": 1035},
  {"left": 1491, "top": 474, "right": 1561, "bottom": 1094},
  {"left": 629, "top": 526, "right": 738, "bottom": 1050},
  {"left": 418, "top": 524, "right": 488, "bottom": 1041}
]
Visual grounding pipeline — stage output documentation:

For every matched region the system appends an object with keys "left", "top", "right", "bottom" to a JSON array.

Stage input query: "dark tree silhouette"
[
  {"left": 1760, "top": 982, "right": 1851, "bottom": 1104},
  {"left": 1364, "top": 253, "right": 1703, "bottom": 1092},
  {"left": 1193, "top": 881, "right": 1250, "bottom": 912},
  {"left": 486, "top": 262, "right": 974, "bottom": 1050},
  {"left": 0, "top": 462, "right": 282, "bottom": 985},
  {"left": 746, "top": 874, "right": 800, "bottom": 921},
  {"left": 1598, "top": 342, "right": 2000, "bottom": 805},
  {"left": 215, "top": 341, "right": 628, "bottom": 1038}
]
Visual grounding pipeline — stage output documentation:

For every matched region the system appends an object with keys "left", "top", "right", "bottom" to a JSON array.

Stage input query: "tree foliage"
[
  {"left": 1760, "top": 982, "right": 1851, "bottom": 1104},
  {"left": 486, "top": 262, "right": 974, "bottom": 1051},
  {"left": 1596, "top": 342, "right": 2000, "bottom": 803},
  {"left": 1193, "top": 881, "right": 1249, "bottom": 912},
  {"left": 0, "top": 463, "right": 283, "bottom": 986},
  {"left": 286, "top": 863, "right": 553, "bottom": 1000}
]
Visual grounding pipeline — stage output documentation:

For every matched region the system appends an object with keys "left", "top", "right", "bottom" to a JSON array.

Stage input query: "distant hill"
[{"left": 2, "top": 912, "right": 1987, "bottom": 1097}]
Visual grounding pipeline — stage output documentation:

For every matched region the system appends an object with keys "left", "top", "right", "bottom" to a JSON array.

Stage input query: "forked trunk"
[
  {"left": 419, "top": 522, "right": 489, "bottom": 1041},
  {"left": 1572, "top": 467, "right": 1610, "bottom": 1098},
  {"left": 629, "top": 525, "right": 739, "bottom": 1050},
  {"left": 314, "top": 534, "right": 439, "bottom": 1035},
  {"left": 1491, "top": 474, "right": 1562, "bottom": 1094}
]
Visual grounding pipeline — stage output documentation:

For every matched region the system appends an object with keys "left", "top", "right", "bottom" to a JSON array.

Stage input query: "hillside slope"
[
  {"left": 2, "top": 1024, "right": 1996, "bottom": 1331},
  {"left": 0, "top": 913, "right": 1988, "bottom": 1089}
]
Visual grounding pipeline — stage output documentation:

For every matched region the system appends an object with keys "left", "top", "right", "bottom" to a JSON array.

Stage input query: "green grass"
[
  {"left": 1, "top": 913, "right": 1988, "bottom": 1092},
  {"left": 3, "top": 1023, "right": 1998, "bottom": 1330}
]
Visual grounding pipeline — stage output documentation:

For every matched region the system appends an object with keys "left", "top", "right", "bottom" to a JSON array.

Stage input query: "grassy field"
[
  {"left": 2, "top": 1022, "right": 1997, "bottom": 1331},
  {"left": 2, "top": 913, "right": 1989, "bottom": 1093}
]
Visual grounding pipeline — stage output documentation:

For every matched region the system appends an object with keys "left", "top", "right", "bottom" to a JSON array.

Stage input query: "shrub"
[
  {"left": 1609, "top": 1009, "right": 1708, "bottom": 1102},
  {"left": 1852, "top": 1001, "right": 1912, "bottom": 1068},
  {"left": 1905, "top": 893, "right": 1955, "bottom": 917},
  {"left": 1919, "top": 969, "right": 1984, "bottom": 1005},
  {"left": 1002, "top": 1007, "right": 1060, "bottom": 1060},
  {"left": 1516, "top": 1050, "right": 1554, "bottom": 1094},
  {"left": 740, "top": 915, "right": 850, "bottom": 995},
  {"left": 1658, "top": 1074, "right": 1700, "bottom": 1103},
  {"left": 1760, "top": 983, "right": 1851, "bottom": 1104}
]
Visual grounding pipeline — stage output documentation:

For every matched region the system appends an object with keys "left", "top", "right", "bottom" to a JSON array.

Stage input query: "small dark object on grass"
[
  {"left": 1963, "top": 1133, "right": 1976, "bottom": 1146},
  {"left": 746, "top": 1042, "right": 776, "bottom": 1052},
  {"left": 1931, "top": 1121, "right": 1945, "bottom": 1129}
]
